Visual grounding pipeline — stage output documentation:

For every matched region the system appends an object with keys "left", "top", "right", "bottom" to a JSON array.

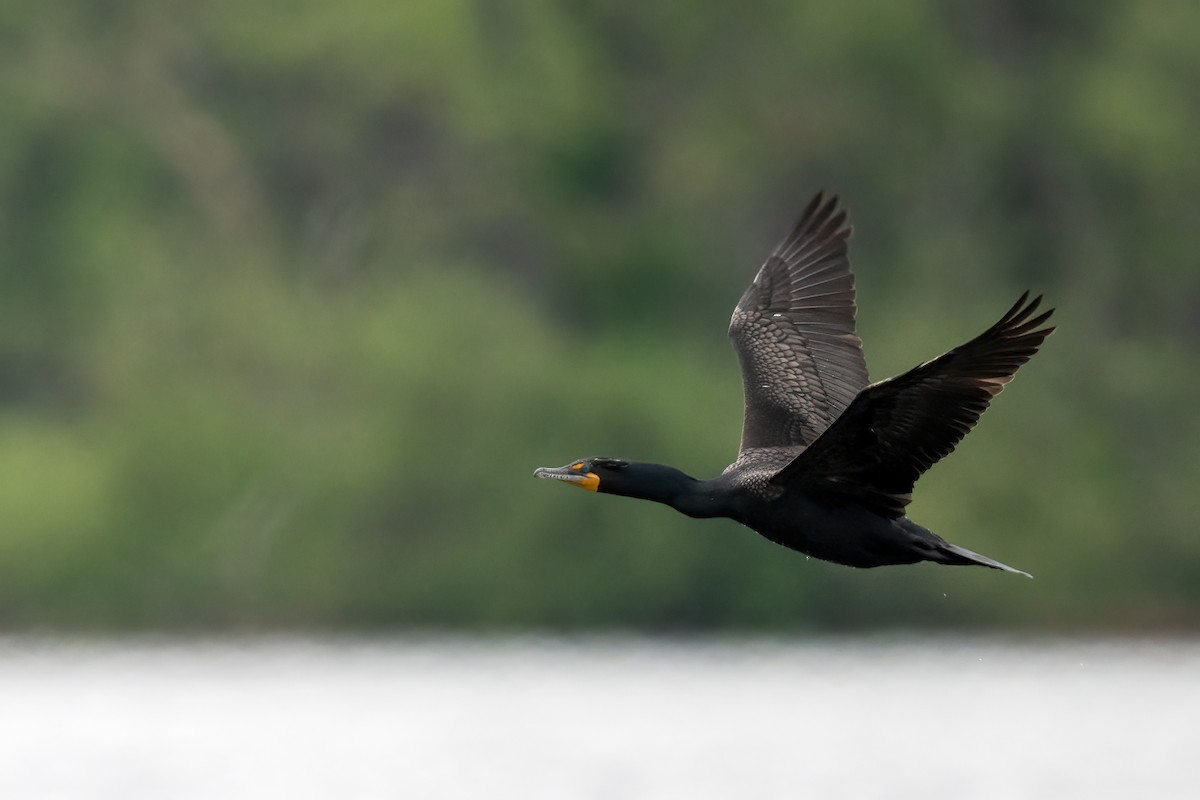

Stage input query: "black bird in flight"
[{"left": 535, "top": 193, "right": 1053, "bottom": 576}]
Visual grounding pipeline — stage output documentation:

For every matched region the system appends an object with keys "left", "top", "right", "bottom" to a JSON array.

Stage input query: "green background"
[{"left": 2, "top": 0, "right": 1197, "bottom": 632}]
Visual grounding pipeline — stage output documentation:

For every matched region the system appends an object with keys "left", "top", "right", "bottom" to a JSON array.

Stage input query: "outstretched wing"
[
  {"left": 728, "top": 193, "right": 869, "bottom": 452},
  {"left": 771, "top": 292, "right": 1055, "bottom": 518}
]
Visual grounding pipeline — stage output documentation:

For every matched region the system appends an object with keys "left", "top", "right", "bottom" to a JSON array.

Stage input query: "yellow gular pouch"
[{"left": 573, "top": 472, "right": 600, "bottom": 491}]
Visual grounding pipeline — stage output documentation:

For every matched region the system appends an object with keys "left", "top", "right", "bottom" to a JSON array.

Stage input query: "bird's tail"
[
  {"left": 935, "top": 542, "right": 1032, "bottom": 578},
  {"left": 900, "top": 518, "right": 1031, "bottom": 577}
]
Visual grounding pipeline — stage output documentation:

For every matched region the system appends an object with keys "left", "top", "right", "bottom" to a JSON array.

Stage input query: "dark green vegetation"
[{"left": 1, "top": 1, "right": 1198, "bottom": 632}]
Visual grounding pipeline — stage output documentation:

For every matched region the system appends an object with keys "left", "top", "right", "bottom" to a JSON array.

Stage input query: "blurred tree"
[{"left": 0, "top": 0, "right": 1196, "bottom": 631}]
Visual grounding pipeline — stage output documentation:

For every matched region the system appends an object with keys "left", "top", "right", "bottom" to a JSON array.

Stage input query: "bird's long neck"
[{"left": 604, "top": 463, "right": 728, "bottom": 519}]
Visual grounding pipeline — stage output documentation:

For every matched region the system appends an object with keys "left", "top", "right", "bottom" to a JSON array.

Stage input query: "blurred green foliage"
[{"left": 1, "top": 0, "right": 1198, "bottom": 631}]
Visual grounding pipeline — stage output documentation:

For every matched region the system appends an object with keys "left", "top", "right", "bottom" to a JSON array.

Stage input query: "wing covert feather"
[
  {"left": 728, "top": 193, "right": 869, "bottom": 452},
  {"left": 770, "top": 293, "right": 1056, "bottom": 517}
]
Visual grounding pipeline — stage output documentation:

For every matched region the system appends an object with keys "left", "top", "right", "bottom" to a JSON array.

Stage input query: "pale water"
[{"left": 0, "top": 637, "right": 1196, "bottom": 799}]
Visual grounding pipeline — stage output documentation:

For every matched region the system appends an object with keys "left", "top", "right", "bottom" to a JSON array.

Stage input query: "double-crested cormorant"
[{"left": 535, "top": 193, "right": 1054, "bottom": 575}]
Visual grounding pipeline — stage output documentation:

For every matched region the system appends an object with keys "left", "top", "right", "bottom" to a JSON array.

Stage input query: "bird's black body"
[{"left": 535, "top": 193, "right": 1054, "bottom": 576}]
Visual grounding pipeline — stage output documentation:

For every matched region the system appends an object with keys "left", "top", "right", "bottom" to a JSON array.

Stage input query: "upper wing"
[
  {"left": 728, "top": 193, "right": 869, "bottom": 452},
  {"left": 770, "top": 292, "right": 1055, "bottom": 518}
]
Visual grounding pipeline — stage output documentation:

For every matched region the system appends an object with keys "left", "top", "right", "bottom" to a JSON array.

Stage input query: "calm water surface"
[{"left": 0, "top": 636, "right": 1195, "bottom": 799}]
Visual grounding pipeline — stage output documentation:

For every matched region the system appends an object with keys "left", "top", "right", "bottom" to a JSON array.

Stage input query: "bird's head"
[{"left": 533, "top": 457, "right": 630, "bottom": 493}]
